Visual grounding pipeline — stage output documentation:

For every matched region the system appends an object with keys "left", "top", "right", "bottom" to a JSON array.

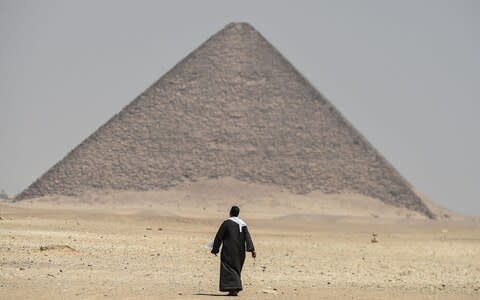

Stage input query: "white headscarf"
[{"left": 228, "top": 217, "right": 247, "bottom": 232}]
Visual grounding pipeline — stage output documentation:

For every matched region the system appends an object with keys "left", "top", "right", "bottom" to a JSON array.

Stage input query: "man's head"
[{"left": 230, "top": 206, "right": 240, "bottom": 217}]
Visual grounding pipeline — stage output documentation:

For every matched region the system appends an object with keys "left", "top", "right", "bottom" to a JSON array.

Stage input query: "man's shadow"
[{"left": 193, "top": 293, "right": 228, "bottom": 297}]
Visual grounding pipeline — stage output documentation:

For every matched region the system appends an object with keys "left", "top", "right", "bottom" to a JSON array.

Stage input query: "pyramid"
[{"left": 16, "top": 23, "right": 434, "bottom": 218}]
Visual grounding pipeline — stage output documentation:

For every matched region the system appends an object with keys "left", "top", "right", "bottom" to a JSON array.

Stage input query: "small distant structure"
[
  {"left": 371, "top": 233, "right": 378, "bottom": 243},
  {"left": 441, "top": 229, "right": 448, "bottom": 240},
  {"left": 0, "top": 189, "right": 8, "bottom": 200}
]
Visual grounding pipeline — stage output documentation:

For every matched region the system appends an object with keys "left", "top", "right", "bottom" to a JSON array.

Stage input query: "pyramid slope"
[{"left": 16, "top": 23, "right": 434, "bottom": 218}]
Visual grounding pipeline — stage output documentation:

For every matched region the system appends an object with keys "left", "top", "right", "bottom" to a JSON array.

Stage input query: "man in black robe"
[{"left": 211, "top": 206, "right": 256, "bottom": 296}]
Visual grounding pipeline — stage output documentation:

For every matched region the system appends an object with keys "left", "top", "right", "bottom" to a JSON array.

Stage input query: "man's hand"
[
  {"left": 211, "top": 250, "right": 218, "bottom": 256},
  {"left": 251, "top": 251, "right": 256, "bottom": 259}
]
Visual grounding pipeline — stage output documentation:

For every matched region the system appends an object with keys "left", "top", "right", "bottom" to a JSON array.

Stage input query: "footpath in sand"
[{"left": 1, "top": 183, "right": 480, "bottom": 299}]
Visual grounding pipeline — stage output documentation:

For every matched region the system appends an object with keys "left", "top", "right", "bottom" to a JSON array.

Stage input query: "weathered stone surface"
[{"left": 16, "top": 23, "right": 434, "bottom": 218}]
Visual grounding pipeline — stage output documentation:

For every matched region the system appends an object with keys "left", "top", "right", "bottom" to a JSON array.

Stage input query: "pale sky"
[{"left": 1, "top": 0, "right": 479, "bottom": 215}]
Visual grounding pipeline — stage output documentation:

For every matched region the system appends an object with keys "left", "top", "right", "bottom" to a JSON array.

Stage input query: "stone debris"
[
  {"left": 40, "top": 245, "right": 76, "bottom": 252},
  {"left": 262, "top": 288, "right": 278, "bottom": 295}
]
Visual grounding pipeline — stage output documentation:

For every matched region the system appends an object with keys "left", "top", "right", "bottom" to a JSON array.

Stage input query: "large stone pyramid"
[{"left": 16, "top": 23, "right": 434, "bottom": 218}]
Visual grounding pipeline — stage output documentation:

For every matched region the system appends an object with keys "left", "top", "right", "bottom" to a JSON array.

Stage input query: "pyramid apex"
[{"left": 224, "top": 22, "right": 256, "bottom": 32}]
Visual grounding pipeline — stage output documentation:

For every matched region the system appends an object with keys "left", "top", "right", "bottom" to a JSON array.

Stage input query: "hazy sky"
[{"left": 1, "top": 0, "right": 478, "bottom": 215}]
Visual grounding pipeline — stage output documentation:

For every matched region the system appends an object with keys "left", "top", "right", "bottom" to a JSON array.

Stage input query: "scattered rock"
[
  {"left": 146, "top": 227, "right": 152, "bottom": 230},
  {"left": 158, "top": 227, "right": 163, "bottom": 231},
  {"left": 371, "top": 233, "right": 378, "bottom": 243},
  {"left": 40, "top": 245, "right": 76, "bottom": 252},
  {"left": 262, "top": 289, "right": 278, "bottom": 295}
]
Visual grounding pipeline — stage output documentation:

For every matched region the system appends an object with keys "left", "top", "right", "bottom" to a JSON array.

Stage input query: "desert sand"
[{"left": 1, "top": 179, "right": 479, "bottom": 299}]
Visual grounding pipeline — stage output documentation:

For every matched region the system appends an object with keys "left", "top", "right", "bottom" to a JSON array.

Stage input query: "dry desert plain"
[{"left": 1, "top": 179, "right": 480, "bottom": 299}]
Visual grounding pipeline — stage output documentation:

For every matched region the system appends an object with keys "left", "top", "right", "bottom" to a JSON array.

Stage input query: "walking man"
[{"left": 211, "top": 206, "right": 256, "bottom": 296}]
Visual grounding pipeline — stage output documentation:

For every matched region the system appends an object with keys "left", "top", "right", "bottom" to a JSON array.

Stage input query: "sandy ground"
[{"left": 1, "top": 181, "right": 479, "bottom": 299}]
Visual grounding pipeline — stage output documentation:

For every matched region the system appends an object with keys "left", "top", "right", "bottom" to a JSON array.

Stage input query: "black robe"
[{"left": 212, "top": 219, "right": 255, "bottom": 292}]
